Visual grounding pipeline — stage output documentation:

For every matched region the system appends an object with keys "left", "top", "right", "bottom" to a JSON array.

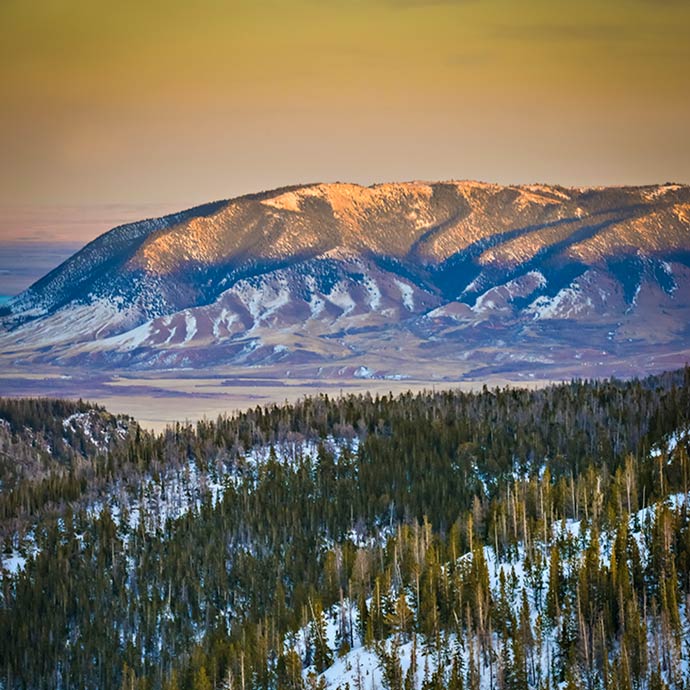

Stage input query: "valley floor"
[{"left": 0, "top": 365, "right": 553, "bottom": 431}]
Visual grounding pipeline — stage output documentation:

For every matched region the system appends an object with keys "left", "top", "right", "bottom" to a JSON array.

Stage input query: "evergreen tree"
[{"left": 309, "top": 599, "right": 333, "bottom": 674}]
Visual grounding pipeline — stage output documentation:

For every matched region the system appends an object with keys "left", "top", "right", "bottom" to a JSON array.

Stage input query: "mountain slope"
[
  {"left": 2, "top": 372, "right": 690, "bottom": 689},
  {"left": 1, "top": 180, "right": 690, "bottom": 378}
]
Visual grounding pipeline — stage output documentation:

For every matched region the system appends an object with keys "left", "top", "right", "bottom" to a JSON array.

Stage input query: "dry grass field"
[{"left": 0, "top": 362, "right": 556, "bottom": 431}]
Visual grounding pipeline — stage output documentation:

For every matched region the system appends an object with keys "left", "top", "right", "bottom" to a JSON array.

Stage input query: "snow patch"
[
  {"left": 527, "top": 283, "right": 593, "bottom": 320},
  {"left": 394, "top": 279, "right": 415, "bottom": 311},
  {"left": 183, "top": 312, "right": 198, "bottom": 344},
  {"left": 327, "top": 282, "right": 356, "bottom": 317},
  {"left": 362, "top": 274, "right": 382, "bottom": 311},
  {"left": 354, "top": 366, "right": 375, "bottom": 379},
  {"left": 104, "top": 320, "right": 154, "bottom": 351}
]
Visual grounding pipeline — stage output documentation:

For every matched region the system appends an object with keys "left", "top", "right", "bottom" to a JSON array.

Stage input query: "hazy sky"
[{"left": 1, "top": 0, "right": 689, "bottom": 216}]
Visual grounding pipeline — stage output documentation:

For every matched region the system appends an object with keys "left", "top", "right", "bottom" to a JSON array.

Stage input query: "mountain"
[{"left": 2, "top": 180, "right": 690, "bottom": 379}]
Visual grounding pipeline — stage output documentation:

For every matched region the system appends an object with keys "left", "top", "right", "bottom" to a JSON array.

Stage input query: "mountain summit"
[{"left": 2, "top": 180, "right": 690, "bottom": 379}]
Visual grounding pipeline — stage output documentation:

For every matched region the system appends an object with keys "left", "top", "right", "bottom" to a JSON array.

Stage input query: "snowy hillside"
[
  {"left": 1, "top": 181, "right": 690, "bottom": 379},
  {"left": 2, "top": 371, "right": 690, "bottom": 689},
  {"left": 294, "top": 492, "right": 690, "bottom": 690}
]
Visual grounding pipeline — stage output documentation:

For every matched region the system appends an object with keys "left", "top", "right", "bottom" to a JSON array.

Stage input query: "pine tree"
[
  {"left": 309, "top": 599, "right": 333, "bottom": 674},
  {"left": 163, "top": 670, "right": 180, "bottom": 690},
  {"left": 277, "top": 649, "right": 304, "bottom": 690},
  {"left": 378, "top": 638, "right": 404, "bottom": 690},
  {"left": 518, "top": 588, "right": 534, "bottom": 684},
  {"left": 384, "top": 591, "right": 414, "bottom": 642},
  {"left": 509, "top": 634, "right": 528, "bottom": 690},
  {"left": 545, "top": 546, "right": 561, "bottom": 626},
  {"left": 193, "top": 667, "right": 212, "bottom": 690}
]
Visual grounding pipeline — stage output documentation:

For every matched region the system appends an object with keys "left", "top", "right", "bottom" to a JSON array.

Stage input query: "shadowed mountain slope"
[{"left": 1, "top": 180, "right": 689, "bottom": 379}]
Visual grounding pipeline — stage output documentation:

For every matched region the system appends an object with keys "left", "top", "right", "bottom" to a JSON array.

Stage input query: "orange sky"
[{"left": 1, "top": 0, "right": 689, "bottom": 219}]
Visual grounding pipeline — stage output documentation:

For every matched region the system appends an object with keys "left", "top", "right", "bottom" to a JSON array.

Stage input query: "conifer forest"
[{"left": 1, "top": 368, "right": 690, "bottom": 690}]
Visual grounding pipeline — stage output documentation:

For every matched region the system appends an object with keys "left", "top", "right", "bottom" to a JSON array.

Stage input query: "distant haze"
[
  {"left": 0, "top": 204, "right": 173, "bottom": 295},
  {"left": 1, "top": 0, "right": 689, "bottom": 222}
]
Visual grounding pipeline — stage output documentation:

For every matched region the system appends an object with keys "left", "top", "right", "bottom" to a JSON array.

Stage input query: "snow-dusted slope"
[
  {"left": 290, "top": 492, "right": 690, "bottom": 690},
  {"left": 1, "top": 181, "right": 690, "bottom": 378}
]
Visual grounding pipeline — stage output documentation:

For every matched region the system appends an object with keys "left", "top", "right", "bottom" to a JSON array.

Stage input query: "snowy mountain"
[{"left": 2, "top": 181, "right": 690, "bottom": 379}]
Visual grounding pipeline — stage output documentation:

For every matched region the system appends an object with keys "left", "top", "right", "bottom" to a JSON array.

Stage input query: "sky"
[{"left": 1, "top": 0, "right": 689, "bottom": 251}]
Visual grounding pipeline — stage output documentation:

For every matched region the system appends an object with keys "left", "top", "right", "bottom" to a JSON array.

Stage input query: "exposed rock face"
[{"left": 1, "top": 181, "right": 689, "bottom": 379}]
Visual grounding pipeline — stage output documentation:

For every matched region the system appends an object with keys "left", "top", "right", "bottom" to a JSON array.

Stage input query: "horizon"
[{"left": 2, "top": 0, "right": 689, "bottom": 215}]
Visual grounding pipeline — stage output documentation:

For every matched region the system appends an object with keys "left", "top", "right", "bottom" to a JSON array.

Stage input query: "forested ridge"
[
  {"left": 0, "top": 398, "right": 132, "bottom": 535},
  {"left": 1, "top": 368, "right": 690, "bottom": 690}
]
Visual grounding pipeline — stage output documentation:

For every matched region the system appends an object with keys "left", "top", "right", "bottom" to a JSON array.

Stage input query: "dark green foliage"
[
  {"left": 1, "top": 367, "right": 689, "bottom": 689},
  {"left": 0, "top": 397, "right": 135, "bottom": 530}
]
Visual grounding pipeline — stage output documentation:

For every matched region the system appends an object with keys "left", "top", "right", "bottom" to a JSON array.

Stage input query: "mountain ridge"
[{"left": 1, "top": 180, "right": 690, "bottom": 379}]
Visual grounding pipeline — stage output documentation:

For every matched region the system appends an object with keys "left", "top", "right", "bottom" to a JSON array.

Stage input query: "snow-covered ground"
[
  {"left": 294, "top": 489, "right": 690, "bottom": 690},
  {"left": 2, "top": 425, "right": 688, "bottom": 687},
  {"left": 0, "top": 436, "right": 359, "bottom": 578}
]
